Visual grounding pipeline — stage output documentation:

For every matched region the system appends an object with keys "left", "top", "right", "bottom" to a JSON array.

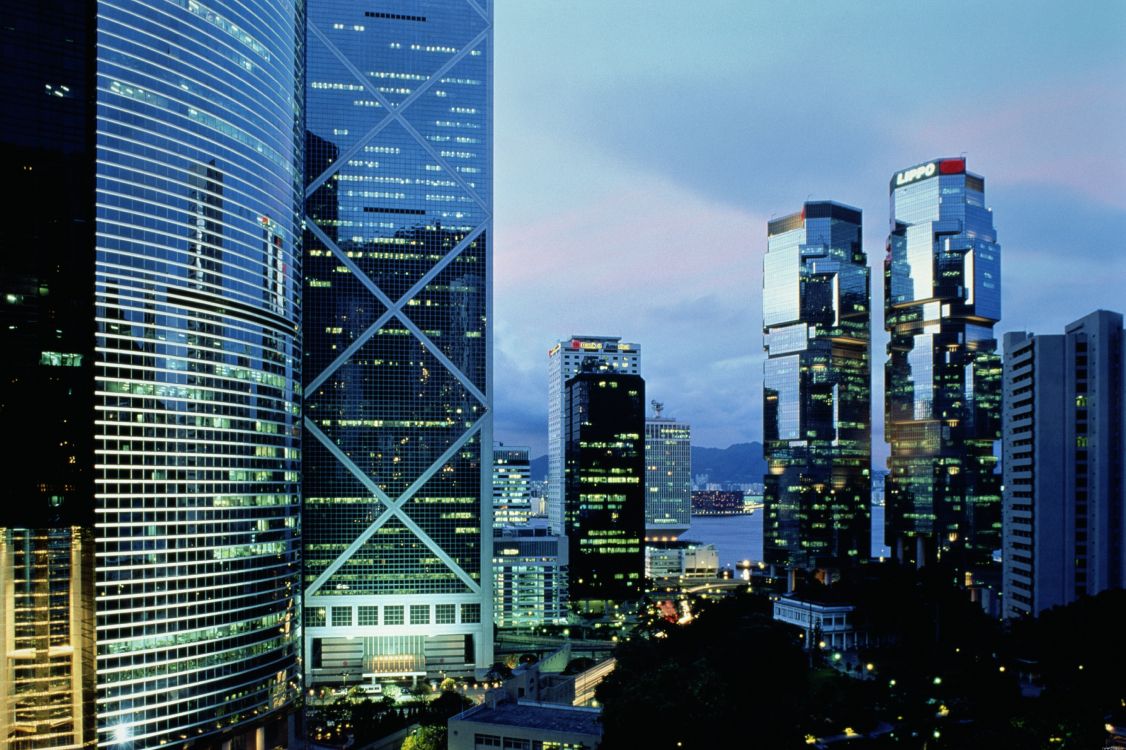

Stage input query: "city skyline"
[
  {"left": 492, "top": 1, "right": 1126, "bottom": 458},
  {"left": 1, "top": 2, "right": 1122, "bottom": 747}
]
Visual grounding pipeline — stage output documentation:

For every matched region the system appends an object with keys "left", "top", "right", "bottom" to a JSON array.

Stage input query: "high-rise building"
[
  {"left": 1, "top": 0, "right": 305, "bottom": 746},
  {"left": 885, "top": 158, "right": 1002, "bottom": 576},
  {"left": 548, "top": 337, "right": 640, "bottom": 534},
  {"left": 644, "top": 415, "right": 692, "bottom": 541},
  {"left": 564, "top": 369, "right": 645, "bottom": 613},
  {"left": 493, "top": 445, "right": 532, "bottom": 528},
  {"left": 493, "top": 524, "right": 568, "bottom": 629},
  {"left": 302, "top": 0, "right": 494, "bottom": 684},
  {"left": 2, "top": 3, "right": 97, "bottom": 745},
  {"left": 762, "top": 201, "right": 871, "bottom": 573},
  {"left": 1002, "top": 311, "right": 1125, "bottom": 619}
]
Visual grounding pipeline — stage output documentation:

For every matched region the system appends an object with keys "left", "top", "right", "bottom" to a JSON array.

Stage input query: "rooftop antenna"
[{"left": 651, "top": 400, "right": 664, "bottom": 418}]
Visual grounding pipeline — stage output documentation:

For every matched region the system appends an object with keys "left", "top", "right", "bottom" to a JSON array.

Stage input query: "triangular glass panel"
[
  {"left": 394, "top": 48, "right": 491, "bottom": 206},
  {"left": 309, "top": 0, "right": 487, "bottom": 109},
  {"left": 304, "top": 323, "right": 481, "bottom": 499},
  {"left": 400, "top": 432, "right": 483, "bottom": 587},
  {"left": 301, "top": 435, "right": 387, "bottom": 587},
  {"left": 399, "top": 237, "right": 487, "bottom": 392},
  {"left": 321, "top": 514, "right": 472, "bottom": 595},
  {"left": 305, "top": 36, "right": 389, "bottom": 168},
  {"left": 318, "top": 118, "right": 486, "bottom": 301},
  {"left": 302, "top": 234, "right": 387, "bottom": 383}
]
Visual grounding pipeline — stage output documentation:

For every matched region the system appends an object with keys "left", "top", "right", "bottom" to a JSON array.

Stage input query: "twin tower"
[{"left": 763, "top": 158, "right": 1002, "bottom": 580}]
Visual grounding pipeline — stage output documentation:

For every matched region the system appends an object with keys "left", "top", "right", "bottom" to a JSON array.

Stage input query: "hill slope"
[
  {"left": 691, "top": 442, "right": 766, "bottom": 485},
  {"left": 528, "top": 442, "right": 765, "bottom": 485}
]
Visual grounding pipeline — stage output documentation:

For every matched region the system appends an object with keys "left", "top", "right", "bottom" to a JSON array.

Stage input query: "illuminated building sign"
[
  {"left": 892, "top": 158, "right": 967, "bottom": 190},
  {"left": 894, "top": 161, "right": 936, "bottom": 187},
  {"left": 939, "top": 158, "right": 966, "bottom": 174},
  {"left": 570, "top": 339, "right": 605, "bottom": 351}
]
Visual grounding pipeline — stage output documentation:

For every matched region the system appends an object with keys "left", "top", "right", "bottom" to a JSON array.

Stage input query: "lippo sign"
[
  {"left": 891, "top": 158, "right": 965, "bottom": 190},
  {"left": 896, "top": 162, "right": 936, "bottom": 186}
]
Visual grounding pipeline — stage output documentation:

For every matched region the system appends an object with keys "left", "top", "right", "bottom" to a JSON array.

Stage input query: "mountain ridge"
[{"left": 528, "top": 441, "right": 765, "bottom": 485}]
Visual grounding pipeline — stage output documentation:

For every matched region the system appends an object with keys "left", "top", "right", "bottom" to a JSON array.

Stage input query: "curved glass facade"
[
  {"left": 94, "top": 0, "right": 303, "bottom": 746},
  {"left": 302, "top": 0, "right": 493, "bottom": 683},
  {"left": 762, "top": 202, "right": 871, "bottom": 572},
  {"left": 884, "top": 159, "right": 1002, "bottom": 574}
]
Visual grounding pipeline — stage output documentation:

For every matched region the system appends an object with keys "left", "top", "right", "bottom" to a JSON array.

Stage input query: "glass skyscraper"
[
  {"left": 564, "top": 369, "right": 646, "bottom": 614},
  {"left": 885, "top": 158, "right": 1002, "bottom": 576},
  {"left": 493, "top": 445, "right": 532, "bottom": 529},
  {"left": 2, "top": 1, "right": 98, "bottom": 744},
  {"left": 762, "top": 202, "right": 871, "bottom": 574},
  {"left": 644, "top": 416, "right": 692, "bottom": 541},
  {"left": 547, "top": 336, "right": 640, "bottom": 535},
  {"left": 2, "top": 0, "right": 305, "bottom": 747},
  {"left": 302, "top": 0, "right": 493, "bottom": 684}
]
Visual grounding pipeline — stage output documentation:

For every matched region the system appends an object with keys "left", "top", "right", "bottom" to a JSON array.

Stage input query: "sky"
[{"left": 490, "top": 0, "right": 1126, "bottom": 461}]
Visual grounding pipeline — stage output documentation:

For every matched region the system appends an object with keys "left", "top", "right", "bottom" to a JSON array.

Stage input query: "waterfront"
[
  {"left": 683, "top": 513, "right": 763, "bottom": 568},
  {"left": 683, "top": 504, "right": 889, "bottom": 568}
]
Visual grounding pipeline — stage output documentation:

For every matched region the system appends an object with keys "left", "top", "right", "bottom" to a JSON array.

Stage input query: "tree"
[
  {"left": 401, "top": 725, "right": 446, "bottom": 750},
  {"left": 423, "top": 690, "right": 473, "bottom": 726},
  {"left": 597, "top": 591, "right": 808, "bottom": 748}
]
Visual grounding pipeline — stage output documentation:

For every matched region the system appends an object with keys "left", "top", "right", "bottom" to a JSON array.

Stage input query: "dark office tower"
[
  {"left": 885, "top": 158, "right": 1002, "bottom": 579},
  {"left": 1, "top": 0, "right": 305, "bottom": 746},
  {"left": 762, "top": 202, "right": 871, "bottom": 575},
  {"left": 547, "top": 337, "right": 640, "bottom": 535},
  {"left": 302, "top": 0, "right": 494, "bottom": 685},
  {"left": 1002, "top": 311, "right": 1125, "bottom": 619},
  {"left": 1, "top": 1, "right": 97, "bottom": 746},
  {"left": 564, "top": 369, "right": 646, "bottom": 613}
]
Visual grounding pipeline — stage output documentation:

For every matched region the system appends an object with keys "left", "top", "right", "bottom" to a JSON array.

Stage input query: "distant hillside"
[
  {"left": 691, "top": 442, "right": 766, "bottom": 485},
  {"left": 528, "top": 442, "right": 765, "bottom": 485}
]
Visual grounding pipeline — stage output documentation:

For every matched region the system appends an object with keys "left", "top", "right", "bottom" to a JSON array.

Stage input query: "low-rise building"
[
  {"left": 772, "top": 595, "right": 861, "bottom": 650},
  {"left": 448, "top": 701, "right": 602, "bottom": 750},
  {"left": 644, "top": 543, "right": 719, "bottom": 581}
]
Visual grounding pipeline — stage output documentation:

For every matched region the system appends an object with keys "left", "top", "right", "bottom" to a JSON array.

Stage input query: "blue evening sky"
[{"left": 491, "top": 1, "right": 1126, "bottom": 461}]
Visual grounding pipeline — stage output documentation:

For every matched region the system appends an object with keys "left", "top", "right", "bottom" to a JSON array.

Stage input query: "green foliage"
[
  {"left": 421, "top": 689, "right": 473, "bottom": 726},
  {"left": 597, "top": 591, "right": 808, "bottom": 748},
  {"left": 996, "top": 589, "right": 1126, "bottom": 748},
  {"left": 597, "top": 569, "right": 1126, "bottom": 748},
  {"left": 401, "top": 724, "right": 446, "bottom": 750}
]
